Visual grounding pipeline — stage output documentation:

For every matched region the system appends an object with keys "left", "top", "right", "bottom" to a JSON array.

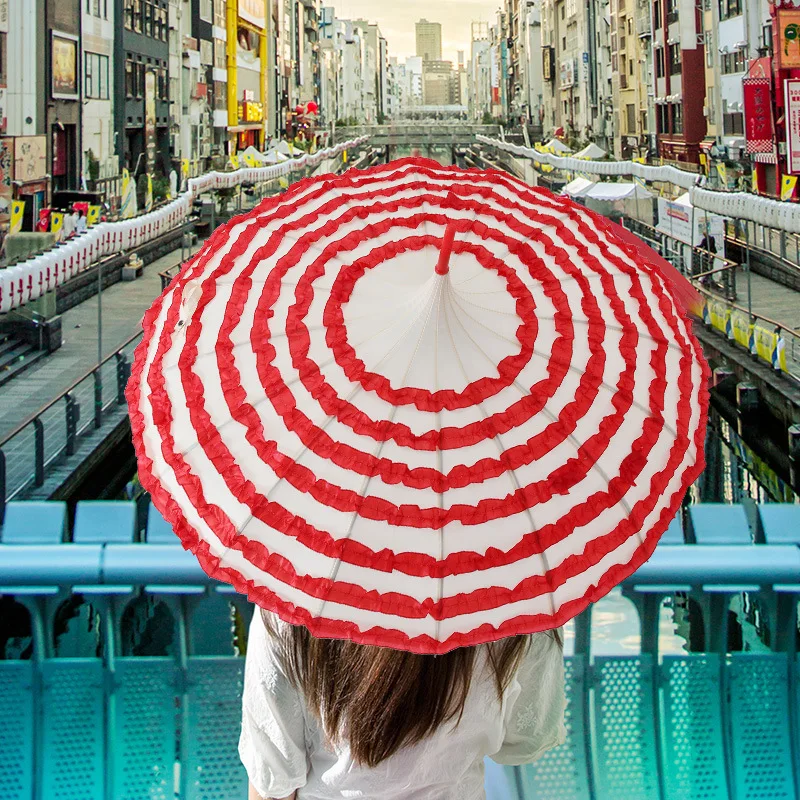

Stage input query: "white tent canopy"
[
  {"left": 544, "top": 138, "right": 572, "bottom": 154},
  {"left": 585, "top": 182, "right": 653, "bottom": 201},
  {"left": 562, "top": 177, "right": 595, "bottom": 198},
  {"left": 575, "top": 143, "right": 607, "bottom": 160}
]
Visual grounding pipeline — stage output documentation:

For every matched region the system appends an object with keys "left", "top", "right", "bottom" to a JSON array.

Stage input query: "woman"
[{"left": 239, "top": 609, "right": 567, "bottom": 800}]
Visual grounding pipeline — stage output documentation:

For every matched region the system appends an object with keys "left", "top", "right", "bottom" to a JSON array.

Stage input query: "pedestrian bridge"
[
  {"left": 335, "top": 122, "right": 500, "bottom": 149},
  {"left": 1, "top": 499, "right": 799, "bottom": 799}
]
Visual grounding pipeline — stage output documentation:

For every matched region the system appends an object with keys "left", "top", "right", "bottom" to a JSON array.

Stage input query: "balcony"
[{"left": 637, "top": 15, "right": 652, "bottom": 37}]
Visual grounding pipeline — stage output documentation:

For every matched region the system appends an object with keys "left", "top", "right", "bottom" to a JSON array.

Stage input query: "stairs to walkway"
[{"left": 0, "top": 334, "right": 45, "bottom": 389}]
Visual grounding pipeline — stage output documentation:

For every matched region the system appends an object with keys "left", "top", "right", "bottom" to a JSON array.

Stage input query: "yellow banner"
[
  {"left": 230, "top": 154, "right": 241, "bottom": 170},
  {"left": 145, "top": 174, "right": 153, "bottom": 212},
  {"left": 278, "top": 176, "right": 289, "bottom": 190},
  {"left": 752, "top": 324, "right": 786, "bottom": 372},
  {"left": 781, "top": 174, "right": 798, "bottom": 201},
  {"left": 121, "top": 168, "right": 137, "bottom": 219},
  {"left": 51, "top": 212, "right": 64, "bottom": 239},
  {"left": 342, "top": 150, "right": 348, "bottom": 164},
  {"left": 181, "top": 158, "right": 190, "bottom": 177},
  {"left": 716, "top": 163, "right": 727, "bottom": 186},
  {"left": 707, "top": 300, "right": 730, "bottom": 336},
  {"left": 751, "top": 169, "right": 758, "bottom": 192},
  {"left": 729, "top": 310, "right": 752, "bottom": 350},
  {"left": 87, "top": 205, "right": 101, "bottom": 226},
  {"left": 243, "top": 153, "right": 260, "bottom": 168},
  {"left": 10, "top": 200, "right": 25, "bottom": 234}
]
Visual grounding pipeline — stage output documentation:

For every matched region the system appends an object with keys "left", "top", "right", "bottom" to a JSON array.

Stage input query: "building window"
[
  {"left": 653, "top": 0, "right": 662, "bottom": 28},
  {"left": 626, "top": 103, "right": 636, "bottom": 133},
  {"left": 762, "top": 23, "right": 773, "bottom": 56},
  {"left": 723, "top": 112, "right": 744, "bottom": 134},
  {"left": 718, "top": 0, "right": 742, "bottom": 20},
  {"left": 657, "top": 104, "right": 668, "bottom": 134},
  {"left": 86, "top": 0, "right": 108, "bottom": 17},
  {"left": 672, "top": 103, "right": 683, "bottom": 134},
  {"left": 125, "top": 57, "right": 145, "bottom": 98},
  {"left": 655, "top": 47, "right": 665, "bottom": 77},
  {"left": 84, "top": 52, "right": 109, "bottom": 99},
  {"left": 668, "top": 43, "right": 681, "bottom": 74},
  {"left": 666, "top": 0, "right": 678, "bottom": 24},
  {"left": 721, "top": 50, "right": 746, "bottom": 74}
]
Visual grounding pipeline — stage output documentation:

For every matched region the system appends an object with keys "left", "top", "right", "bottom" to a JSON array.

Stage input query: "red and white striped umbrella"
[{"left": 129, "top": 159, "right": 709, "bottom": 654}]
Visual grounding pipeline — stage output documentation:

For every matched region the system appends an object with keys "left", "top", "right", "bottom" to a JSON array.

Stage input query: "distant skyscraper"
[{"left": 415, "top": 19, "right": 442, "bottom": 62}]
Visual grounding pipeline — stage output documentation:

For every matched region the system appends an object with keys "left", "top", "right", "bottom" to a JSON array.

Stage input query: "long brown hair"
[{"left": 262, "top": 610, "right": 563, "bottom": 768}]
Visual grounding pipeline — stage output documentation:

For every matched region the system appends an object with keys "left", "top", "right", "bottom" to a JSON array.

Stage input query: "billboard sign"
[{"left": 784, "top": 78, "right": 800, "bottom": 174}]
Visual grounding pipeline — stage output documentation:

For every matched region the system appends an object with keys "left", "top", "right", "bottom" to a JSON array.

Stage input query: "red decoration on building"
[{"left": 743, "top": 77, "right": 775, "bottom": 154}]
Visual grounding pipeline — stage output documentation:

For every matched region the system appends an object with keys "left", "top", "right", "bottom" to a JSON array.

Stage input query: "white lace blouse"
[{"left": 239, "top": 610, "right": 567, "bottom": 800}]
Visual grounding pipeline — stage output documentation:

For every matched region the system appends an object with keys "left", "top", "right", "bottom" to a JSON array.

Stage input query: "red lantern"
[
  {"left": 295, "top": 105, "right": 305, "bottom": 115},
  {"left": 306, "top": 101, "right": 319, "bottom": 114}
]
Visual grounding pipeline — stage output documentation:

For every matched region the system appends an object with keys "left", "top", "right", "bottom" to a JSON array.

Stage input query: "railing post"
[
  {"left": 116, "top": 353, "right": 131, "bottom": 405},
  {"left": 781, "top": 230, "right": 787, "bottom": 262},
  {"left": 0, "top": 449, "right": 6, "bottom": 524},
  {"left": 33, "top": 417, "right": 44, "bottom": 487},
  {"left": 65, "top": 393, "right": 78, "bottom": 457},
  {"left": 94, "top": 370, "right": 103, "bottom": 429}
]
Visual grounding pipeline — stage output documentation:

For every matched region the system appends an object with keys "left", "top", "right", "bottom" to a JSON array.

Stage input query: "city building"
[
  {"left": 211, "top": 0, "right": 229, "bottom": 153},
  {"left": 469, "top": 21, "right": 492, "bottom": 121},
  {"left": 611, "top": 0, "right": 654, "bottom": 159},
  {"left": 5, "top": 1, "right": 49, "bottom": 229},
  {"left": 82, "top": 0, "right": 118, "bottom": 188},
  {"left": 48, "top": 0, "right": 82, "bottom": 192},
  {"left": 415, "top": 19, "right": 442, "bottom": 62},
  {"left": 227, "top": 0, "right": 267, "bottom": 150},
  {"left": 116, "top": 0, "right": 171, "bottom": 178},
  {"left": 652, "top": 0, "right": 707, "bottom": 165}
]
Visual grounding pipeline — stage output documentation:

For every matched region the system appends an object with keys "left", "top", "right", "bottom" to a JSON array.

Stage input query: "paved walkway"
[{"left": 0, "top": 245, "right": 198, "bottom": 440}]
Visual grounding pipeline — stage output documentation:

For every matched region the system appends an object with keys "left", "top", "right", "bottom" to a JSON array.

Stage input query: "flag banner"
[
  {"left": 10, "top": 200, "right": 24, "bottom": 234},
  {"left": 781, "top": 174, "right": 798, "bottom": 201},
  {"left": 87, "top": 205, "right": 101, "bottom": 226}
]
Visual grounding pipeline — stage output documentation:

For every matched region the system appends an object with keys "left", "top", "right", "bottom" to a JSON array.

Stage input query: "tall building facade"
[
  {"left": 652, "top": 0, "right": 707, "bottom": 164},
  {"left": 115, "top": 0, "right": 171, "bottom": 177},
  {"left": 415, "top": 19, "right": 442, "bottom": 61}
]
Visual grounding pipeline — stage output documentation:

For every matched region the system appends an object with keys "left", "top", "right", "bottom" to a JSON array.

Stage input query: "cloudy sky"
[{"left": 329, "top": 1, "right": 501, "bottom": 64}]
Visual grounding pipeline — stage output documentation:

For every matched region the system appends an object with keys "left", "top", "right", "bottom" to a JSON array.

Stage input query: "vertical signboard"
[
  {"left": 145, "top": 69, "right": 157, "bottom": 171},
  {"left": 776, "top": 11, "right": 800, "bottom": 70},
  {"left": 783, "top": 78, "right": 800, "bottom": 175},
  {"left": 743, "top": 76, "right": 774, "bottom": 155}
]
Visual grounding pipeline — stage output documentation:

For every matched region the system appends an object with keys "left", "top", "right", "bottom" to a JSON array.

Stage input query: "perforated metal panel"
[
  {"left": 727, "top": 653, "right": 796, "bottom": 800},
  {"left": 41, "top": 658, "right": 105, "bottom": 799},
  {"left": 660, "top": 654, "right": 728, "bottom": 800},
  {"left": 591, "top": 655, "right": 659, "bottom": 800},
  {"left": 0, "top": 661, "right": 34, "bottom": 800},
  {"left": 113, "top": 658, "right": 178, "bottom": 800},
  {"left": 518, "top": 655, "right": 591, "bottom": 800},
  {"left": 184, "top": 657, "right": 248, "bottom": 800}
]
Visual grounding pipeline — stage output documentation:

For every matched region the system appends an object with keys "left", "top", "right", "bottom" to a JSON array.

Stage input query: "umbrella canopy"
[
  {"left": 129, "top": 158, "right": 709, "bottom": 654},
  {"left": 562, "top": 177, "right": 595, "bottom": 198},
  {"left": 574, "top": 143, "right": 608, "bottom": 160}
]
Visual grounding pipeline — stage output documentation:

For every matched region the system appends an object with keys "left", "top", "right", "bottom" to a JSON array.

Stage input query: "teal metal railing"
[{"left": 0, "top": 500, "right": 799, "bottom": 799}]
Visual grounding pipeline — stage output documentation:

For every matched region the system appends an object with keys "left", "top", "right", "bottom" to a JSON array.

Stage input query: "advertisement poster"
[
  {"left": 238, "top": 0, "right": 266, "bottom": 29},
  {"left": 742, "top": 76, "right": 774, "bottom": 154},
  {"left": 0, "top": 137, "right": 12, "bottom": 219},
  {"left": 783, "top": 78, "right": 800, "bottom": 174},
  {"left": 777, "top": 11, "right": 800, "bottom": 69},
  {"left": 145, "top": 69, "right": 157, "bottom": 171},
  {"left": 52, "top": 33, "right": 78, "bottom": 97},
  {"left": 13, "top": 136, "right": 47, "bottom": 183}
]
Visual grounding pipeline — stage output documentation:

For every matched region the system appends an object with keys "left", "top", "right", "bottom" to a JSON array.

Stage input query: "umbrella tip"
[{"left": 436, "top": 223, "right": 457, "bottom": 276}]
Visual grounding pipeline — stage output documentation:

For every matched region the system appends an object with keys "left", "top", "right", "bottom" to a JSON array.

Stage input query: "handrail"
[{"left": 0, "top": 330, "right": 143, "bottom": 452}]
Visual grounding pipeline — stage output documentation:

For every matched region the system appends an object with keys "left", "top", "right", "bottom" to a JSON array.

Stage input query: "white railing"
[{"left": 0, "top": 137, "right": 369, "bottom": 315}]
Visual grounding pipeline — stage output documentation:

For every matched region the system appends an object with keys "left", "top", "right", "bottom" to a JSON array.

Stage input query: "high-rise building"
[{"left": 416, "top": 19, "right": 442, "bottom": 62}]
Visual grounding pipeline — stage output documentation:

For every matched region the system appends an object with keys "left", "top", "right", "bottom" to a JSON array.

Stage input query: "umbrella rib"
[
  {"left": 447, "top": 293, "right": 679, "bottom": 439},
  {"left": 442, "top": 283, "right": 557, "bottom": 622},
  {"left": 444, "top": 290, "right": 635, "bottom": 524},
  {"left": 317, "top": 277, "right": 446, "bottom": 624}
]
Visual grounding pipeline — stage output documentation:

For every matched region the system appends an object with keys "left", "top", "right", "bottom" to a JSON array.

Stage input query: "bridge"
[
  {"left": 2, "top": 127, "right": 800, "bottom": 800},
  {"left": 334, "top": 123, "right": 500, "bottom": 157}
]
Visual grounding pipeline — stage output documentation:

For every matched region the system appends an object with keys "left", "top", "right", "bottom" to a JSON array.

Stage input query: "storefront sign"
[
  {"left": 542, "top": 47, "right": 554, "bottom": 82},
  {"left": 51, "top": 32, "right": 78, "bottom": 98},
  {"left": 560, "top": 59, "right": 575, "bottom": 88},
  {"left": 783, "top": 78, "right": 800, "bottom": 174},
  {"left": 145, "top": 69, "right": 157, "bottom": 171},
  {"left": 742, "top": 76, "right": 774, "bottom": 154},
  {"left": 776, "top": 11, "right": 800, "bottom": 69},
  {"left": 13, "top": 136, "right": 47, "bottom": 183},
  {"left": 238, "top": 0, "right": 266, "bottom": 29}
]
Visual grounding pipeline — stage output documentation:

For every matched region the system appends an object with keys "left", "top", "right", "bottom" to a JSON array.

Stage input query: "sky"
[{"left": 329, "top": 0, "right": 500, "bottom": 65}]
